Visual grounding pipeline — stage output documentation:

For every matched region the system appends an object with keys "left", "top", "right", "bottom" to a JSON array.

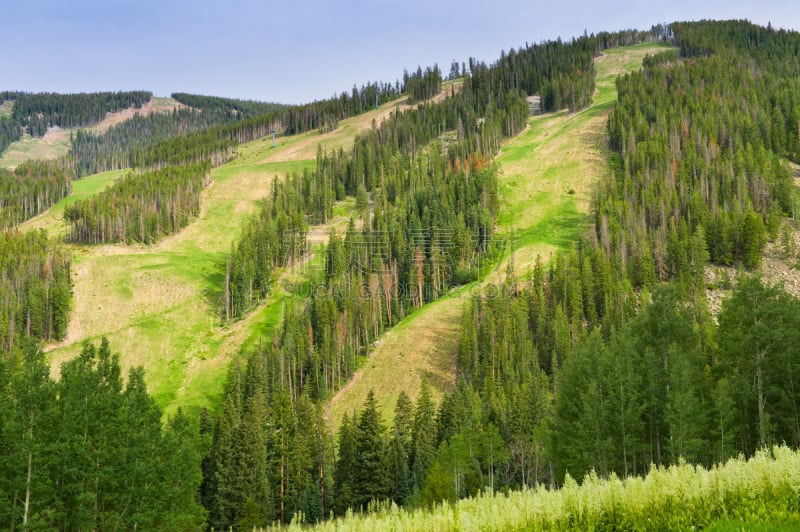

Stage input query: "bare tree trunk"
[
  {"left": 757, "top": 350, "right": 767, "bottom": 447},
  {"left": 23, "top": 446, "right": 32, "bottom": 527}
]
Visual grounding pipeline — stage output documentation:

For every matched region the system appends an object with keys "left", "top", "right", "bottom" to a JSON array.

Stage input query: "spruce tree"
[{"left": 353, "top": 391, "right": 388, "bottom": 508}]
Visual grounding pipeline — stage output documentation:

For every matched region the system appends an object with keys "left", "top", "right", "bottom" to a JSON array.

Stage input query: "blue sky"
[{"left": 2, "top": 0, "right": 799, "bottom": 104}]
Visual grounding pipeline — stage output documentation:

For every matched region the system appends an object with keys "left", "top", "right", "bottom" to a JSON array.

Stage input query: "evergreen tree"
[{"left": 353, "top": 391, "right": 388, "bottom": 508}]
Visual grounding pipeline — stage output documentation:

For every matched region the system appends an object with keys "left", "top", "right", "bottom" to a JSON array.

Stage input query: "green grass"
[
  {"left": 706, "top": 518, "right": 800, "bottom": 531},
  {"left": 284, "top": 446, "right": 800, "bottom": 531},
  {"left": 0, "top": 100, "right": 12, "bottom": 117},
  {"left": 45, "top": 151, "right": 314, "bottom": 417}
]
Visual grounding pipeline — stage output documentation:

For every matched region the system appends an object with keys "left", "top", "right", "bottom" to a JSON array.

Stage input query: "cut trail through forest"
[
  {"left": 325, "top": 43, "right": 673, "bottom": 431},
  {"left": 35, "top": 96, "right": 414, "bottom": 415}
]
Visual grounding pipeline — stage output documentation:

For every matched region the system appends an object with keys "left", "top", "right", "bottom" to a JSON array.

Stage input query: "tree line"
[
  {"left": 404, "top": 65, "right": 443, "bottom": 104},
  {"left": 223, "top": 177, "right": 308, "bottom": 321},
  {"left": 10, "top": 90, "right": 151, "bottom": 137},
  {"left": 607, "top": 50, "right": 797, "bottom": 274},
  {"left": 171, "top": 92, "right": 286, "bottom": 119},
  {"left": 0, "top": 96, "right": 22, "bottom": 154},
  {"left": 65, "top": 162, "right": 211, "bottom": 244},
  {"left": 66, "top": 107, "right": 246, "bottom": 177},
  {"left": 0, "top": 160, "right": 71, "bottom": 230}
]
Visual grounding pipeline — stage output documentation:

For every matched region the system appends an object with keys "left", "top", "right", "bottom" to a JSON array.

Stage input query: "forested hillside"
[
  {"left": 0, "top": 91, "right": 151, "bottom": 153},
  {"left": 450, "top": 18, "right": 800, "bottom": 492},
  {"left": 0, "top": 232, "right": 70, "bottom": 352},
  {"left": 201, "top": 27, "right": 667, "bottom": 528},
  {"left": 171, "top": 93, "right": 286, "bottom": 118},
  {"left": 65, "top": 162, "right": 211, "bottom": 244},
  {"left": 2, "top": 17, "right": 799, "bottom": 532}
]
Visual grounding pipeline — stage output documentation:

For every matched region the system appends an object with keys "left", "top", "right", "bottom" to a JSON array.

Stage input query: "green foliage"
[
  {"left": 11, "top": 91, "right": 151, "bottom": 137},
  {"left": 67, "top": 106, "right": 242, "bottom": 176},
  {"left": 451, "top": 18, "right": 800, "bottom": 499},
  {"left": 404, "top": 65, "right": 443, "bottom": 104},
  {"left": 0, "top": 94, "right": 23, "bottom": 153},
  {"left": 715, "top": 277, "right": 800, "bottom": 455},
  {"left": 606, "top": 21, "right": 800, "bottom": 272},
  {"left": 204, "top": 28, "right": 669, "bottom": 527},
  {"left": 204, "top": 357, "right": 333, "bottom": 527},
  {"left": 353, "top": 391, "right": 390, "bottom": 508},
  {"left": 223, "top": 175, "right": 308, "bottom": 320},
  {"left": 283, "top": 446, "right": 800, "bottom": 531},
  {"left": 171, "top": 92, "right": 286, "bottom": 118},
  {"left": 0, "top": 339, "right": 205, "bottom": 530}
]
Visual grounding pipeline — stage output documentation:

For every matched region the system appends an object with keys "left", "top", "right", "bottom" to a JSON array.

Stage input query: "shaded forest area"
[{"left": 0, "top": 339, "right": 205, "bottom": 530}]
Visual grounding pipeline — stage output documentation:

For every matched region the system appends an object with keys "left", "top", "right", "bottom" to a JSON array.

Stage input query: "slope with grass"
[
  {"left": 0, "top": 100, "right": 13, "bottom": 117},
  {"left": 36, "top": 95, "right": 412, "bottom": 416},
  {"left": 325, "top": 42, "right": 673, "bottom": 431}
]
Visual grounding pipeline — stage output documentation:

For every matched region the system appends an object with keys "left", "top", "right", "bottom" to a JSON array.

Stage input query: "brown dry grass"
[{"left": 326, "top": 292, "right": 461, "bottom": 432}]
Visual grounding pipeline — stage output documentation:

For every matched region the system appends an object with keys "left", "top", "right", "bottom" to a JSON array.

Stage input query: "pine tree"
[
  {"left": 410, "top": 383, "right": 437, "bottom": 492},
  {"left": 333, "top": 413, "right": 357, "bottom": 515},
  {"left": 353, "top": 391, "right": 388, "bottom": 508}
]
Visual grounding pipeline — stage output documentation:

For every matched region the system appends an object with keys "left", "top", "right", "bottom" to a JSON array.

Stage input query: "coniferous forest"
[
  {"left": 65, "top": 162, "right": 212, "bottom": 244},
  {"left": 0, "top": 160, "right": 71, "bottom": 230},
  {"left": 0, "top": 232, "right": 70, "bottom": 352},
  {"left": 2, "top": 18, "right": 800, "bottom": 530},
  {"left": 0, "top": 91, "right": 152, "bottom": 152}
]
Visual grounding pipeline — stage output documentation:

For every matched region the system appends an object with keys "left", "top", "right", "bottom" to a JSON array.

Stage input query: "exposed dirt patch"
[
  {"left": 706, "top": 223, "right": 800, "bottom": 318},
  {"left": 88, "top": 96, "right": 185, "bottom": 134}
]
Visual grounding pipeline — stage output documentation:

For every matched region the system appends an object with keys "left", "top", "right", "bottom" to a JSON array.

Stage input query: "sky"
[{"left": 2, "top": 0, "right": 799, "bottom": 104}]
